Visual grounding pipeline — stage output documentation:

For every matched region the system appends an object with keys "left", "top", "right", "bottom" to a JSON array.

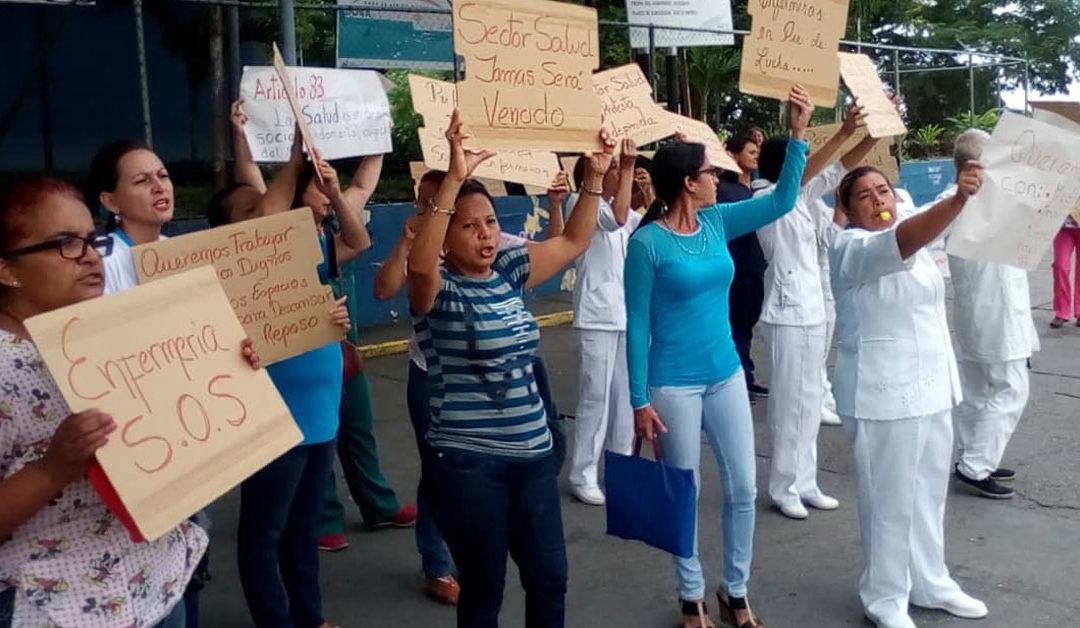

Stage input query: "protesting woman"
[
  {"left": 0, "top": 177, "right": 258, "bottom": 627},
  {"left": 830, "top": 164, "right": 989, "bottom": 628},
  {"left": 407, "top": 110, "right": 611, "bottom": 627},
  {"left": 625, "top": 86, "right": 813, "bottom": 628}
]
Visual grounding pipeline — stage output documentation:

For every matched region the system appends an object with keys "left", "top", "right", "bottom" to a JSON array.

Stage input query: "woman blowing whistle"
[{"left": 828, "top": 162, "right": 989, "bottom": 628}]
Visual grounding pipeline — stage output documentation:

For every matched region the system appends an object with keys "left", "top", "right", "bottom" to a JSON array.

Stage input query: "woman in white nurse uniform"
[{"left": 829, "top": 164, "right": 989, "bottom": 628}]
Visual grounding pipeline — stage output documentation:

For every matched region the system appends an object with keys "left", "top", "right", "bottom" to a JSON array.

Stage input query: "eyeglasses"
[
  {"left": 2, "top": 234, "right": 114, "bottom": 260},
  {"left": 697, "top": 167, "right": 722, "bottom": 180}
]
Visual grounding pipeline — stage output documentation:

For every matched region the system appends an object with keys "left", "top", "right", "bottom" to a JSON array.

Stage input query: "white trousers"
[
  {"left": 763, "top": 322, "right": 826, "bottom": 507},
  {"left": 822, "top": 301, "right": 837, "bottom": 412},
  {"left": 843, "top": 411, "right": 964, "bottom": 622},
  {"left": 954, "top": 358, "right": 1029, "bottom": 480},
  {"left": 569, "top": 329, "right": 635, "bottom": 488}
]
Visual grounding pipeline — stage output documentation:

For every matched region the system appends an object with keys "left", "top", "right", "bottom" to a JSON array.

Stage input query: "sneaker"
[
  {"left": 954, "top": 465, "right": 1015, "bottom": 499},
  {"left": 1050, "top": 317, "right": 1067, "bottom": 328},
  {"left": 777, "top": 501, "right": 809, "bottom": 520},
  {"left": 370, "top": 504, "right": 418, "bottom": 529},
  {"left": 748, "top": 382, "right": 769, "bottom": 398},
  {"left": 912, "top": 591, "right": 988, "bottom": 619},
  {"left": 991, "top": 468, "right": 1016, "bottom": 481},
  {"left": 802, "top": 493, "right": 839, "bottom": 510},
  {"left": 426, "top": 575, "right": 460, "bottom": 605},
  {"left": 820, "top": 406, "right": 842, "bottom": 425},
  {"left": 865, "top": 611, "right": 917, "bottom": 628},
  {"left": 571, "top": 484, "right": 605, "bottom": 506},
  {"left": 316, "top": 533, "right": 349, "bottom": 552}
]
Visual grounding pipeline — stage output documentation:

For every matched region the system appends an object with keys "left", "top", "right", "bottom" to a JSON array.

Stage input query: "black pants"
[{"left": 729, "top": 276, "right": 764, "bottom": 385}]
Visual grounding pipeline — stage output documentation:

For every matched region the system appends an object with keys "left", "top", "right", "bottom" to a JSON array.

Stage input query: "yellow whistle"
[{"left": 878, "top": 210, "right": 892, "bottom": 221}]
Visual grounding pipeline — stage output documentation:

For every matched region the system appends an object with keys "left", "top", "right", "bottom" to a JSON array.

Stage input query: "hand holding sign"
[
  {"left": 446, "top": 109, "right": 498, "bottom": 182},
  {"left": 788, "top": 84, "right": 815, "bottom": 140},
  {"left": 41, "top": 410, "right": 116, "bottom": 486},
  {"left": 955, "top": 161, "right": 984, "bottom": 201}
]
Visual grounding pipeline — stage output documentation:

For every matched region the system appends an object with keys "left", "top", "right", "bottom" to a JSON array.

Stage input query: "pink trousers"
[{"left": 1052, "top": 227, "right": 1080, "bottom": 319}]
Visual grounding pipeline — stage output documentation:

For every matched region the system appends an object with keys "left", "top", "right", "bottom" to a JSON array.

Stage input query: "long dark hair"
[
  {"left": 836, "top": 166, "right": 892, "bottom": 210},
  {"left": 206, "top": 183, "right": 254, "bottom": 228},
  {"left": 757, "top": 136, "right": 789, "bottom": 184},
  {"left": 634, "top": 142, "right": 706, "bottom": 234},
  {"left": 725, "top": 134, "right": 754, "bottom": 155},
  {"left": 87, "top": 139, "right": 151, "bottom": 232}
]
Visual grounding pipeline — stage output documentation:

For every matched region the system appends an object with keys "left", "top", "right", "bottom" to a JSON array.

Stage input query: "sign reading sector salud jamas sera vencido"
[
  {"left": 24, "top": 266, "right": 302, "bottom": 541},
  {"left": 133, "top": 209, "right": 344, "bottom": 366},
  {"left": 946, "top": 112, "right": 1080, "bottom": 271},
  {"left": 453, "top": 0, "right": 605, "bottom": 152},
  {"left": 239, "top": 65, "right": 393, "bottom": 161}
]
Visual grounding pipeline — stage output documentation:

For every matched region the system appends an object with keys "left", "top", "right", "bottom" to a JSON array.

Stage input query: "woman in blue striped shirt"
[{"left": 407, "top": 111, "right": 613, "bottom": 627}]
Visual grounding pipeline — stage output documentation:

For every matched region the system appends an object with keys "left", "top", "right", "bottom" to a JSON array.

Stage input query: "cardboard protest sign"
[
  {"left": 24, "top": 266, "right": 302, "bottom": 541},
  {"left": 409, "top": 74, "right": 563, "bottom": 188},
  {"left": 592, "top": 63, "right": 676, "bottom": 147},
  {"left": 133, "top": 209, "right": 344, "bottom": 365},
  {"left": 666, "top": 113, "right": 741, "bottom": 173},
  {"left": 272, "top": 44, "right": 322, "bottom": 183},
  {"left": 805, "top": 123, "right": 898, "bottom": 184},
  {"left": 239, "top": 66, "right": 392, "bottom": 162},
  {"left": 453, "top": 0, "right": 604, "bottom": 152},
  {"left": 946, "top": 112, "right": 1080, "bottom": 270},
  {"left": 838, "top": 53, "right": 906, "bottom": 138},
  {"left": 738, "top": 0, "right": 850, "bottom": 107},
  {"left": 409, "top": 161, "right": 508, "bottom": 197}
]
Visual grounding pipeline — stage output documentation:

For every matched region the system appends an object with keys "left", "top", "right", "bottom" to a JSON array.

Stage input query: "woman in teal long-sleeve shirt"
[{"left": 625, "top": 86, "right": 813, "bottom": 628}]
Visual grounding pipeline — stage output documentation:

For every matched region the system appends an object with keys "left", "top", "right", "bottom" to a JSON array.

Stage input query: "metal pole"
[
  {"left": 1023, "top": 61, "right": 1030, "bottom": 113},
  {"left": 892, "top": 49, "right": 900, "bottom": 95},
  {"left": 666, "top": 47, "right": 678, "bottom": 113},
  {"left": 648, "top": 25, "right": 657, "bottom": 98},
  {"left": 228, "top": 5, "right": 241, "bottom": 100},
  {"left": 279, "top": 0, "right": 297, "bottom": 65},
  {"left": 968, "top": 53, "right": 975, "bottom": 116},
  {"left": 133, "top": 0, "right": 153, "bottom": 148}
]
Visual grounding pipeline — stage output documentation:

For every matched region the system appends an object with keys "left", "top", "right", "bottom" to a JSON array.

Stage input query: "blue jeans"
[
  {"left": 406, "top": 361, "right": 456, "bottom": 580},
  {"left": 424, "top": 448, "right": 567, "bottom": 628},
  {"left": 238, "top": 441, "right": 336, "bottom": 628},
  {"left": 651, "top": 371, "right": 757, "bottom": 600}
]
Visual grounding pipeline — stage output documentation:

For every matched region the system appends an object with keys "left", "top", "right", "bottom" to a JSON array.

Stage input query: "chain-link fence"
[{"left": 0, "top": 0, "right": 1029, "bottom": 206}]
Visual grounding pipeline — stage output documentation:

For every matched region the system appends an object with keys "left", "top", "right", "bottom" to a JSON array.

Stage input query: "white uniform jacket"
[
  {"left": 756, "top": 162, "right": 848, "bottom": 327},
  {"left": 567, "top": 194, "right": 641, "bottom": 331},
  {"left": 936, "top": 186, "right": 1040, "bottom": 363},
  {"left": 829, "top": 226, "right": 962, "bottom": 420}
]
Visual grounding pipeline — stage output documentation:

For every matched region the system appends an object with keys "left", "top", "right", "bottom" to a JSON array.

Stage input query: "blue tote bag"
[{"left": 604, "top": 438, "right": 696, "bottom": 558}]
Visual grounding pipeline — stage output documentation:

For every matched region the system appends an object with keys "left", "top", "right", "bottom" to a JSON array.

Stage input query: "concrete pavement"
[{"left": 200, "top": 261, "right": 1080, "bottom": 627}]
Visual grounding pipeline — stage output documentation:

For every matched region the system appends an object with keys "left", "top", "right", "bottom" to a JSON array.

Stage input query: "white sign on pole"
[
  {"left": 946, "top": 112, "right": 1080, "bottom": 270},
  {"left": 626, "top": 0, "right": 734, "bottom": 48},
  {"left": 239, "top": 66, "right": 392, "bottom": 162}
]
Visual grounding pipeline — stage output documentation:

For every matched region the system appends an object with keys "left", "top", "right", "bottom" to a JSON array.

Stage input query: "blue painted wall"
[{"left": 167, "top": 158, "right": 955, "bottom": 330}]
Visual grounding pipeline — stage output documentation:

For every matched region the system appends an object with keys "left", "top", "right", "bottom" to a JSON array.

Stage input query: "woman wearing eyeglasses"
[
  {"left": 625, "top": 87, "right": 813, "bottom": 628},
  {"left": 0, "top": 177, "right": 258, "bottom": 627},
  {"left": 406, "top": 111, "right": 612, "bottom": 627}
]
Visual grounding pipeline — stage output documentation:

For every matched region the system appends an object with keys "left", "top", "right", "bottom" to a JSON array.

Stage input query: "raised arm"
[
  {"left": 231, "top": 99, "right": 267, "bottom": 193},
  {"left": 545, "top": 171, "right": 569, "bottom": 239},
  {"left": 716, "top": 85, "right": 813, "bottom": 239},
  {"left": 252, "top": 126, "right": 305, "bottom": 218},
  {"left": 407, "top": 110, "right": 495, "bottom": 315},
  {"left": 342, "top": 153, "right": 384, "bottom": 211},
  {"left": 803, "top": 101, "right": 865, "bottom": 184},
  {"left": 373, "top": 217, "right": 417, "bottom": 300},
  {"left": 524, "top": 131, "right": 615, "bottom": 289},
  {"left": 611, "top": 138, "right": 637, "bottom": 226},
  {"left": 896, "top": 161, "right": 982, "bottom": 259},
  {"left": 312, "top": 154, "right": 372, "bottom": 264}
]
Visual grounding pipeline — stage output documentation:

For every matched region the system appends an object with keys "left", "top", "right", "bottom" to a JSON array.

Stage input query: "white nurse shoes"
[
  {"left": 820, "top": 405, "right": 842, "bottom": 425},
  {"left": 912, "top": 591, "right": 989, "bottom": 619},
  {"left": 776, "top": 501, "right": 809, "bottom": 520},
  {"left": 865, "top": 611, "right": 917, "bottom": 628},
  {"left": 802, "top": 492, "right": 840, "bottom": 511},
  {"left": 571, "top": 483, "right": 605, "bottom": 506}
]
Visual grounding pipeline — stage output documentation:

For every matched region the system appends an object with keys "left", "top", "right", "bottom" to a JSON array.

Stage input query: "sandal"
[
  {"left": 716, "top": 590, "right": 764, "bottom": 628},
  {"left": 681, "top": 599, "right": 715, "bottom": 628}
]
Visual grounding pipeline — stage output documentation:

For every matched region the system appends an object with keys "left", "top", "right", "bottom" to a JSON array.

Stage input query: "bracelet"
[
  {"left": 582, "top": 186, "right": 603, "bottom": 196},
  {"left": 431, "top": 205, "right": 456, "bottom": 216}
]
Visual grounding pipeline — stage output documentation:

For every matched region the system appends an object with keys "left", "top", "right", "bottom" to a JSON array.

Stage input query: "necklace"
[{"left": 661, "top": 217, "right": 709, "bottom": 256}]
